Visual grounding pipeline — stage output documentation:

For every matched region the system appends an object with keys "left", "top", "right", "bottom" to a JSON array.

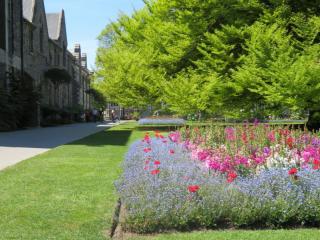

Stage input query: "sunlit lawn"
[{"left": 0, "top": 122, "right": 144, "bottom": 240}]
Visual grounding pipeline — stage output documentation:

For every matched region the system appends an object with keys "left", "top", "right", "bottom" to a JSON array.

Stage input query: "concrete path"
[{"left": 0, "top": 122, "right": 119, "bottom": 171}]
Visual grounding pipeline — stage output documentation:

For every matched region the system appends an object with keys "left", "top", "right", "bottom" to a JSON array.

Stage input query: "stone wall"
[{"left": 0, "top": 0, "right": 92, "bottom": 128}]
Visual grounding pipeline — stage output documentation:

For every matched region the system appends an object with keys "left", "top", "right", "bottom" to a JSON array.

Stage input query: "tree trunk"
[{"left": 306, "top": 110, "right": 320, "bottom": 131}]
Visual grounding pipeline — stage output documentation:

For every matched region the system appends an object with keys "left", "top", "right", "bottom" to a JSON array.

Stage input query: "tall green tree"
[{"left": 95, "top": 0, "right": 320, "bottom": 127}]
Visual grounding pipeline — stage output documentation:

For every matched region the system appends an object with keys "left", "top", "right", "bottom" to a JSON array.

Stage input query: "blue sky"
[{"left": 44, "top": 0, "right": 145, "bottom": 70}]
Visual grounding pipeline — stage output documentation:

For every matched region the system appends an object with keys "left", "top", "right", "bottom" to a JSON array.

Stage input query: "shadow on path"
[{"left": 0, "top": 123, "right": 113, "bottom": 149}]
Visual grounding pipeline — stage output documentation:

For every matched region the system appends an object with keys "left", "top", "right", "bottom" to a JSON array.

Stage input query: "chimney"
[
  {"left": 81, "top": 53, "right": 87, "bottom": 68},
  {"left": 73, "top": 43, "right": 81, "bottom": 64}
]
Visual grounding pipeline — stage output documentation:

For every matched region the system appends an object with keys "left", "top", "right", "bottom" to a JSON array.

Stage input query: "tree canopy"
[{"left": 95, "top": 0, "right": 320, "bottom": 119}]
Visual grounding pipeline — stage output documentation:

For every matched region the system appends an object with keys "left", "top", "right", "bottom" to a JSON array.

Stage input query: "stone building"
[
  {"left": 0, "top": 0, "right": 92, "bottom": 129},
  {"left": 0, "top": 0, "right": 23, "bottom": 89}
]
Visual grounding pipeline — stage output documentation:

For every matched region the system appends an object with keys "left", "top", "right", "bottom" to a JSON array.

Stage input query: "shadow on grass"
[{"left": 68, "top": 129, "right": 133, "bottom": 147}]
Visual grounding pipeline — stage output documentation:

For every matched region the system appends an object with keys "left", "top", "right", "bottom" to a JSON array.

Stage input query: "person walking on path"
[
  {"left": 92, "top": 109, "right": 98, "bottom": 122},
  {"left": 111, "top": 110, "right": 115, "bottom": 123}
]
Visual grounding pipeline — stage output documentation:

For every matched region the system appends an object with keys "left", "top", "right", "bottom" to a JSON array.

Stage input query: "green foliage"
[
  {"left": 86, "top": 87, "right": 107, "bottom": 109},
  {"left": 96, "top": 0, "right": 320, "bottom": 118}
]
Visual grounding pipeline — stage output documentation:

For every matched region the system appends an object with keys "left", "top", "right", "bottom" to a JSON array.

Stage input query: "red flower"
[
  {"left": 250, "top": 131, "right": 255, "bottom": 140},
  {"left": 162, "top": 140, "right": 168, "bottom": 143},
  {"left": 154, "top": 130, "right": 160, "bottom": 138},
  {"left": 286, "top": 136, "right": 294, "bottom": 149},
  {"left": 227, "top": 171, "right": 237, "bottom": 183},
  {"left": 154, "top": 160, "right": 161, "bottom": 165},
  {"left": 188, "top": 185, "right": 200, "bottom": 193},
  {"left": 143, "top": 133, "right": 151, "bottom": 143},
  {"left": 241, "top": 132, "right": 248, "bottom": 143},
  {"left": 169, "top": 149, "right": 175, "bottom": 154},
  {"left": 151, "top": 169, "right": 160, "bottom": 175},
  {"left": 143, "top": 148, "right": 152, "bottom": 153},
  {"left": 313, "top": 165, "right": 320, "bottom": 170},
  {"left": 288, "top": 167, "right": 298, "bottom": 175},
  {"left": 313, "top": 159, "right": 320, "bottom": 170}
]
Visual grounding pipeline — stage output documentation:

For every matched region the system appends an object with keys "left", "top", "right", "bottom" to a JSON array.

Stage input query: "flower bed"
[
  {"left": 138, "top": 117, "right": 186, "bottom": 126},
  {"left": 116, "top": 125, "right": 320, "bottom": 233}
]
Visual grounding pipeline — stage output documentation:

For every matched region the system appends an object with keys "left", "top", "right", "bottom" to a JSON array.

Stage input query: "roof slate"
[
  {"left": 46, "top": 13, "right": 61, "bottom": 40},
  {"left": 23, "top": 0, "right": 35, "bottom": 22}
]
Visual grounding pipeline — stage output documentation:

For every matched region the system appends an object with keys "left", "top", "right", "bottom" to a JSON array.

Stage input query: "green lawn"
[
  {"left": 0, "top": 122, "right": 319, "bottom": 240},
  {"left": 0, "top": 122, "right": 144, "bottom": 240}
]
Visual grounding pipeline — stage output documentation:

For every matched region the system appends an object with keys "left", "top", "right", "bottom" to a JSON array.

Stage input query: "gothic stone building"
[{"left": 0, "top": 0, "right": 92, "bottom": 128}]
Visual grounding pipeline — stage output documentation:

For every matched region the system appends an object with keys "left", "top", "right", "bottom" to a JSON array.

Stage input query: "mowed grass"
[
  {"left": 0, "top": 122, "right": 319, "bottom": 240},
  {"left": 0, "top": 122, "right": 145, "bottom": 240}
]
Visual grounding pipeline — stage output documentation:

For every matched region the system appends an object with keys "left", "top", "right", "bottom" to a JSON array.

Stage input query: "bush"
[{"left": 138, "top": 117, "right": 186, "bottom": 126}]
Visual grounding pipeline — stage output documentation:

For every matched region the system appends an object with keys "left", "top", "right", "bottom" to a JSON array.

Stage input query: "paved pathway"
[{"left": 0, "top": 122, "right": 119, "bottom": 171}]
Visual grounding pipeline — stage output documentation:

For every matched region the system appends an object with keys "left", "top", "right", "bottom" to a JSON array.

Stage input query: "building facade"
[
  {"left": 0, "top": 0, "right": 92, "bottom": 129},
  {"left": 0, "top": 0, "right": 23, "bottom": 89}
]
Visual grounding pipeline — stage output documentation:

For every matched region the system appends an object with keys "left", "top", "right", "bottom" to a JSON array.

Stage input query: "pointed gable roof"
[
  {"left": 46, "top": 10, "right": 67, "bottom": 45},
  {"left": 23, "top": 0, "right": 35, "bottom": 22},
  {"left": 46, "top": 12, "right": 61, "bottom": 40}
]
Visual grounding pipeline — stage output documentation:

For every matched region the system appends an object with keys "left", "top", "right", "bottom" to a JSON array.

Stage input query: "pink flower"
[
  {"left": 169, "top": 149, "right": 175, "bottom": 154},
  {"left": 225, "top": 127, "right": 236, "bottom": 141},
  {"left": 235, "top": 155, "right": 249, "bottom": 166},
  {"left": 206, "top": 160, "right": 221, "bottom": 170},
  {"left": 143, "top": 148, "right": 152, "bottom": 153},
  {"left": 169, "top": 132, "right": 181, "bottom": 143},
  {"left": 197, "top": 150, "right": 210, "bottom": 161},
  {"left": 254, "top": 156, "right": 265, "bottom": 165},
  {"left": 267, "top": 131, "right": 276, "bottom": 142},
  {"left": 302, "top": 151, "right": 312, "bottom": 162}
]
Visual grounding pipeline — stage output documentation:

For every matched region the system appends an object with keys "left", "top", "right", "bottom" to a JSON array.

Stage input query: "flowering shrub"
[
  {"left": 116, "top": 126, "right": 320, "bottom": 233},
  {"left": 138, "top": 117, "right": 186, "bottom": 126}
]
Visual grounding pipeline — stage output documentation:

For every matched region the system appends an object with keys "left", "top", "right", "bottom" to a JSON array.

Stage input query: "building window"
[
  {"left": 63, "top": 44, "right": 66, "bottom": 66},
  {"left": 29, "top": 27, "right": 34, "bottom": 53},
  {"left": 0, "top": 0, "right": 6, "bottom": 50},
  {"left": 40, "top": 26, "right": 44, "bottom": 53},
  {"left": 54, "top": 49, "right": 60, "bottom": 66},
  {"left": 8, "top": 0, "right": 14, "bottom": 55}
]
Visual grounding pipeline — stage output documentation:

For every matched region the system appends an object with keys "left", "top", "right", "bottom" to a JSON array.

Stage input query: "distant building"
[{"left": 0, "top": 0, "right": 92, "bottom": 128}]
